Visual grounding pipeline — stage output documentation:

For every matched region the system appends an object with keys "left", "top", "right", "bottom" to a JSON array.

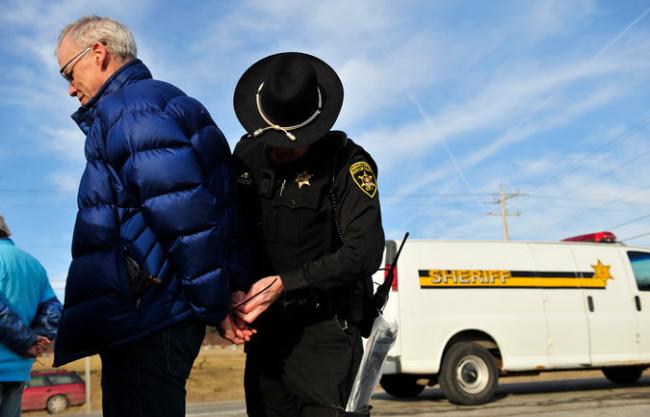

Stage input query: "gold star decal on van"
[
  {"left": 591, "top": 259, "right": 613, "bottom": 284},
  {"left": 294, "top": 170, "right": 313, "bottom": 189}
]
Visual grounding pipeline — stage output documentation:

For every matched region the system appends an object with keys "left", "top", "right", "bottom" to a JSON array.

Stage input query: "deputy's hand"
[
  {"left": 232, "top": 290, "right": 246, "bottom": 308},
  {"left": 235, "top": 275, "right": 284, "bottom": 324},
  {"left": 217, "top": 313, "right": 253, "bottom": 345}
]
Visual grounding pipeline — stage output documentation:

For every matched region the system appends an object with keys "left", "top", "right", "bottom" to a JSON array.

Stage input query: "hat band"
[{"left": 253, "top": 82, "right": 322, "bottom": 142}]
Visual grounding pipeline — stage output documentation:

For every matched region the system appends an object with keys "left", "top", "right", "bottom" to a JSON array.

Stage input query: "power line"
[
  {"left": 540, "top": 141, "right": 650, "bottom": 201},
  {"left": 0, "top": 188, "right": 76, "bottom": 194},
  {"left": 383, "top": 202, "right": 644, "bottom": 213},
  {"left": 526, "top": 195, "right": 650, "bottom": 204},
  {"left": 382, "top": 192, "right": 494, "bottom": 198},
  {"left": 21, "top": 245, "right": 71, "bottom": 249},
  {"left": 486, "top": 5, "right": 650, "bottom": 171},
  {"left": 621, "top": 231, "right": 650, "bottom": 242},
  {"left": 607, "top": 214, "right": 650, "bottom": 230},
  {"left": 514, "top": 182, "right": 650, "bottom": 239},
  {"left": 383, "top": 192, "right": 644, "bottom": 202},
  {"left": 511, "top": 115, "right": 650, "bottom": 210}
]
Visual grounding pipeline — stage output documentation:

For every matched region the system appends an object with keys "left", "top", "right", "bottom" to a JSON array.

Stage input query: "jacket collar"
[
  {"left": 71, "top": 59, "right": 153, "bottom": 134},
  {"left": 0, "top": 238, "right": 14, "bottom": 246}
]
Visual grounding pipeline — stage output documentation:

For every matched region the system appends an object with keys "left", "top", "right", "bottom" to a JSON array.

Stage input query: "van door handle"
[
  {"left": 587, "top": 296, "right": 594, "bottom": 312},
  {"left": 635, "top": 296, "right": 642, "bottom": 311}
]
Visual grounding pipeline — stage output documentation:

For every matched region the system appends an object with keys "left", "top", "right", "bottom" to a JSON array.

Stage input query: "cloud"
[
  {"left": 48, "top": 173, "right": 80, "bottom": 193},
  {"left": 2, "top": 0, "right": 650, "bottom": 252},
  {"left": 516, "top": 157, "right": 557, "bottom": 177},
  {"left": 49, "top": 276, "right": 68, "bottom": 302},
  {"left": 519, "top": 0, "right": 598, "bottom": 41},
  {"left": 358, "top": 38, "right": 649, "bottom": 198},
  {"left": 336, "top": 33, "right": 442, "bottom": 127},
  {"left": 482, "top": 134, "right": 650, "bottom": 242},
  {"left": 41, "top": 126, "right": 86, "bottom": 161}
]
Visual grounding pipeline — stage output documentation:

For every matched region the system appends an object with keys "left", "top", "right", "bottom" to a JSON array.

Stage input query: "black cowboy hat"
[{"left": 233, "top": 52, "right": 343, "bottom": 148}]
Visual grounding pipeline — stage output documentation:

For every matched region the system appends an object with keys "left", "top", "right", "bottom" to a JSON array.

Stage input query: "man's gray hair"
[{"left": 57, "top": 16, "right": 137, "bottom": 61}]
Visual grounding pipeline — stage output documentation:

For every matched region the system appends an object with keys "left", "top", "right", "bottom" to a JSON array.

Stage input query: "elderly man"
[
  {"left": 0, "top": 215, "right": 61, "bottom": 417},
  {"left": 53, "top": 16, "right": 252, "bottom": 417}
]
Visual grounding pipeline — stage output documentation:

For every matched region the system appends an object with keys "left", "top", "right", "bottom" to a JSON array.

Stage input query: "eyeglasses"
[{"left": 59, "top": 47, "right": 92, "bottom": 82}]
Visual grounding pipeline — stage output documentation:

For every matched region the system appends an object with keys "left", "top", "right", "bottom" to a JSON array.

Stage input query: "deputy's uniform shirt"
[{"left": 233, "top": 131, "right": 385, "bottom": 321}]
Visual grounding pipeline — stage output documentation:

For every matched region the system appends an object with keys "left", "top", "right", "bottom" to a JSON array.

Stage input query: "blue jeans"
[
  {"left": 100, "top": 319, "right": 205, "bottom": 417},
  {"left": 0, "top": 382, "right": 24, "bottom": 417}
]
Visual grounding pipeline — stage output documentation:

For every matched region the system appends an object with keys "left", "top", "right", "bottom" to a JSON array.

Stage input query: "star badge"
[
  {"left": 349, "top": 161, "right": 377, "bottom": 198},
  {"left": 235, "top": 171, "right": 252, "bottom": 185},
  {"left": 591, "top": 259, "right": 613, "bottom": 286},
  {"left": 358, "top": 172, "right": 376, "bottom": 191},
  {"left": 294, "top": 170, "right": 313, "bottom": 189}
]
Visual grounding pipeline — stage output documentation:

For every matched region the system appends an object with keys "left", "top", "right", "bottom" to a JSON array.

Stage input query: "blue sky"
[{"left": 1, "top": 0, "right": 650, "bottom": 300}]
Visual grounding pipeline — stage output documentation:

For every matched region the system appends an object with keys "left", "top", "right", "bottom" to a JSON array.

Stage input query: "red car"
[{"left": 21, "top": 370, "right": 86, "bottom": 414}]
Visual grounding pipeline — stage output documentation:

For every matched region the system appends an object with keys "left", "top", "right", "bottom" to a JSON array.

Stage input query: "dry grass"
[{"left": 27, "top": 344, "right": 246, "bottom": 415}]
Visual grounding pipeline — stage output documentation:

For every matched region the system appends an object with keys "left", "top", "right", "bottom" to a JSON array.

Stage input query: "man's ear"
[{"left": 91, "top": 41, "right": 109, "bottom": 70}]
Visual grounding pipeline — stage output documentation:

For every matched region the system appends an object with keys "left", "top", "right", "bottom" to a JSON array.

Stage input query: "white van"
[{"left": 377, "top": 232, "right": 650, "bottom": 405}]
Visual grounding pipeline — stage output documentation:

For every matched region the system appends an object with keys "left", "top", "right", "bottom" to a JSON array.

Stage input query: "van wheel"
[
  {"left": 46, "top": 394, "right": 69, "bottom": 414},
  {"left": 439, "top": 342, "right": 498, "bottom": 405},
  {"left": 602, "top": 366, "right": 644, "bottom": 384},
  {"left": 380, "top": 374, "right": 425, "bottom": 398}
]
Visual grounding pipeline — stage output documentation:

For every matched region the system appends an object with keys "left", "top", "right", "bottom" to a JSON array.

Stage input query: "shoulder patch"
[{"left": 349, "top": 161, "right": 377, "bottom": 198}]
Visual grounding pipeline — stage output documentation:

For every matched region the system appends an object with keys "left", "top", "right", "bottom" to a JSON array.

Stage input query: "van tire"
[
  {"left": 380, "top": 374, "right": 425, "bottom": 398},
  {"left": 602, "top": 366, "right": 644, "bottom": 384},
  {"left": 439, "top": 342, "right": 498, "bottom": 405}
]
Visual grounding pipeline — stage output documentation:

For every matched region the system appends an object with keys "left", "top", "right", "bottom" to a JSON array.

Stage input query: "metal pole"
[
  {"left": 488, "top": 184, "right": 521, "bottom": 240},
  {"left": 85, "top": 356, "right": 91, "bottom": 412},
  {"left": 501, "top": 189, "right": 509, "bottom": 241}
]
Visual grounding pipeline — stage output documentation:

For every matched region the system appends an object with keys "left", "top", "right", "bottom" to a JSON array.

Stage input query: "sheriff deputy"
[{"left": 231, "top": 52, "right": 385, "bottom": 417}]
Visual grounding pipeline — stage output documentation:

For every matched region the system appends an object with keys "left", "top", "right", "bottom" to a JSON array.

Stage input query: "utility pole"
[
  {"left": 487, "top": 184, "right": 523, "bottom": 240},
  {"left": 85, "top": 356, "right": 91, "bottom": 412}
]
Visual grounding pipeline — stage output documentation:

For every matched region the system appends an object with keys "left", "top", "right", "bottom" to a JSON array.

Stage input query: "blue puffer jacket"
[{"left": 53, "top": 60, "right": 250, "bottom": 366}]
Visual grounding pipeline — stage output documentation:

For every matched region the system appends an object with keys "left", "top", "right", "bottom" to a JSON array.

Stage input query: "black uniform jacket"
[{"left": 233, "top": 131, "right": 385, "bottom": 318}]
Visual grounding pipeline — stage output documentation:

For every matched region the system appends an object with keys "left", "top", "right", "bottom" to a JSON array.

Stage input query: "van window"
[{"left": 627, "top": 251, "right": 650, "bottom": 291}]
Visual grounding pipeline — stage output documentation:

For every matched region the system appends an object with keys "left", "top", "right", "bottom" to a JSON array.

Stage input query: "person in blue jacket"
[
  {"left": 0, "top": 215, "right": 62, "bottom": 417},
  {"left": 53, "top": 16, "right": 253, "bottom": 417}
]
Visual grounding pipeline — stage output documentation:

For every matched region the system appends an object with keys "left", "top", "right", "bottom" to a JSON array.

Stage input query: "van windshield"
[{"left": 627, "top": 251, "right": 650, "bottom": 291}]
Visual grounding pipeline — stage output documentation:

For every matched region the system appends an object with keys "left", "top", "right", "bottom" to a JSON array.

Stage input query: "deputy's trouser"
[
  {"left": 99, "top": 318, "right": 205, "bottom": 417},
  {"left": 245, "top": 309, "right": 363, "bottom": 417}
]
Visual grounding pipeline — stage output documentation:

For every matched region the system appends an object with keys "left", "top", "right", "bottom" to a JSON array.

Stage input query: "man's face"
[
  {"left": 268, "top": 145, "right": 309, "bottom": 164},
  {"left": 56, "top": 35, "right": 105, "bottom": 105}
]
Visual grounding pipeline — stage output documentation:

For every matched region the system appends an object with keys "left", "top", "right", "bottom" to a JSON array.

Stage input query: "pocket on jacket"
[
  {"left": 163, "top": 320, "right": 205, "bottom": 379},
  {"left": 65, "top": 247, "right": 133, "bottom": 305},
  {"left": 122, "top": 249, "right": 150, "bottom": 299}
]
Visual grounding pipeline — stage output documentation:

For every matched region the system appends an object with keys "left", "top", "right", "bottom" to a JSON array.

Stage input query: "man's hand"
[
  {"left": 231, "top": 291, "right": 255, "bottom": 337},
  {"left": 217, "top": 313, "right": 253, "bottom": 345},
  {"left": 234, "top": 275, "right": 284, "bottom": 324},
  {"left": 216, "top": 291, "right": 258, "bottom": 344},
  {"left": 25, "top": 335, "right": 51, "bottom": 358}
]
